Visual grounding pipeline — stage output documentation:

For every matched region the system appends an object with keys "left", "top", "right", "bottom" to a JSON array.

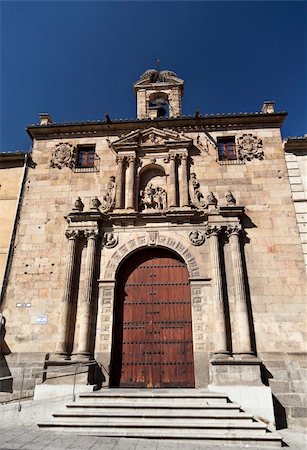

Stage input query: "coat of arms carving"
[
  {"left": 50, "top": 143, "right": 76, "bottom": 169},
  {"left": 237, "top": 134, "right": 264, "bottom": 161}
]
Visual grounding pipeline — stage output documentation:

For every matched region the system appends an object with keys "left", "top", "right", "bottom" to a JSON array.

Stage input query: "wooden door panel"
[{"left": 111, "top": 249, "right": 195, "bottom": 388}]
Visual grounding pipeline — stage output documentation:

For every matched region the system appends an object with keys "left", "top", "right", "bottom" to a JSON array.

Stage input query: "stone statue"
[
  {"left": 140, "top": 184, "right": 167, "bottom": 211},
  {"left": 101, "top": 176, "right": 116, "bottom": 212}
]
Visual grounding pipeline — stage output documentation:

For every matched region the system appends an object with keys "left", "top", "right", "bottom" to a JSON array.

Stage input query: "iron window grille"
[
  {"left": 216, "top": 139, "right": 244, "bottom": 165},
  {"left": 73, "top": 146, "right": 100, "bottom": 172}
]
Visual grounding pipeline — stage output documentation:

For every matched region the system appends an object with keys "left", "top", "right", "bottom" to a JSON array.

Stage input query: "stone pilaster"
[
  {"left": 179, "top": 153, "right": 189, "bottom": 207},
  {"left": 76, "top": 229, "right": 99, "bottom": 360},
  {"left": 226, "top": 224, "right": 252, "bottom": 356},
  {"left": 167, "top": 153, "right": 177, "bottom": 208},
  {"left": 205, "top": 225, "right": 228, "bottom": 356},
  {"left": 55, "top": 229, "right": 80, "bottom": 359},
  {"left": 115, "top": 156, "right": 125, "bottom": 209},
  {"left": 125, "top": 155, "right": 136, "bottom": 210}
]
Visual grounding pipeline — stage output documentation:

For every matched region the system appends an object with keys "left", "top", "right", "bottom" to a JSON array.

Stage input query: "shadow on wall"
[
  {"left": 261, "top": 363, "right": 288, "bottom": 430},
  {"left": 0, "top": 317, "right": 13, "bottom": 394}
]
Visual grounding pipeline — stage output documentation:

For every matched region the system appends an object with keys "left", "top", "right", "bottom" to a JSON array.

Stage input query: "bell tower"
[{"left": 134, "top": 69, "right": 184, "bottom": 119}]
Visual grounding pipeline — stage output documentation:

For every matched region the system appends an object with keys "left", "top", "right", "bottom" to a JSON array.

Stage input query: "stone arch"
[{"left": 103, "top": 233, "right": 202, "bottom": 280}]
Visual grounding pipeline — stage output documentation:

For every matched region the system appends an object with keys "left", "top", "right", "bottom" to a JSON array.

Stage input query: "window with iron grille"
[
  {"left": 76, "top": 146, "right": 96, "bottom": 168},
  {"left": 217, "top": 137, "right": 237, "bottom": 161}
]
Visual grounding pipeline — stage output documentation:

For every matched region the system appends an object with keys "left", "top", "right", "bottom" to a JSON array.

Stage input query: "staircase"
[{"left": 38, "top": 389, "right": 283, "bottom": 447}]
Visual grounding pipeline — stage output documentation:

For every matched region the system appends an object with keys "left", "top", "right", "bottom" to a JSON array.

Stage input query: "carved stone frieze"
[
  {"left": 50, "top": 142, "right": 76, "bottom": 169},
  {"left": 188, "top": 230, "right": 205, "bottom": 246},
  {"left": 140, "top": 184, "right": 167, "bottom": 211},
  {"left": 104, "top": 234, "right": 202, "bottom": 280},
  {"left": 237, "top": 134, "right": 264, "bottom": 161},
  {"left": 101, "top": 176, "right": 116, "bottom": 212},
  {"left": 102, "top": 233, "right": 118, "bottom": 248}
]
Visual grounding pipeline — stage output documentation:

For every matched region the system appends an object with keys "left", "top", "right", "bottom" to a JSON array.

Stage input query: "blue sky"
[{"left": 1, "top": 1, "right": 306, "bottom": 151}]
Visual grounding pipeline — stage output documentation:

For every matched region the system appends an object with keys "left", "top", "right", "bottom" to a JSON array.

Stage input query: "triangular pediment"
[{"left": 112, "top": 127, "right": 192, "bottom": 152}]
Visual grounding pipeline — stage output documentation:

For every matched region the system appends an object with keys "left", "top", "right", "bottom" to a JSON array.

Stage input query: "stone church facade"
[{"left": 0, "top": 69, "right": 306, "bottom": 427}]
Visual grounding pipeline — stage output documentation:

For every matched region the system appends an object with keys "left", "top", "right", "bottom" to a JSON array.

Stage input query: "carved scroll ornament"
[
  {"left": 50, "top": 143, "right": 76, "bottom": 169},
  {"left": 189, "top": 173, "right": 218, "bottom": 209},
  {"left": 101, "top": 176, "right": 116, "bottom": 212},
  {"left": 237, "top": 134, "right": 264, "bottom": 161}
]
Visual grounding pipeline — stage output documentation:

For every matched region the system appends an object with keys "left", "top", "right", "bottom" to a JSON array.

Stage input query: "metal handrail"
[{"left": 0, "top": 360, "right": 109, "bottom": 409}]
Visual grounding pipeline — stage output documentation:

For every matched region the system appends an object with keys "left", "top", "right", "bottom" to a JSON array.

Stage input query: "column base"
[
  {"left": 210, "top": 355, "right": 263, "bottom": 386},
  {"left": 48, "top": 352, "right": 71, "bottom": 361},
  {"left": 70, "top": 352, "right": 93, "bottom": 362}
]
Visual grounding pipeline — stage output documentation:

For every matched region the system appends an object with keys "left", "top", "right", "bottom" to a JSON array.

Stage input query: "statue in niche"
[
  {"left": 140, "top": 183, "right": 167, "bottom": 211},
  {"left": 101, "top": 176, "right": 116, "bottom": 212}
]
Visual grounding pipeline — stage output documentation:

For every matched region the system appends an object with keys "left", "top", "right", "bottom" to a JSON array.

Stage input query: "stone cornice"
[{"left": 26, "top": 113, "right": 287, "bottom": 141}]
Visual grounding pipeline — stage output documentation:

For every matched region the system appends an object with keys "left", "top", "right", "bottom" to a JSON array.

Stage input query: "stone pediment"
[{"left": 112, "top": 127, "right": 192, "bottom": 153}]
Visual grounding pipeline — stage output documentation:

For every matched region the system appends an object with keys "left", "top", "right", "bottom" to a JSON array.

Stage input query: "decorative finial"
[
  {"left": 226, "top": 191, "right": 236, "bottom": 206},
  {"left": 73, "top": 197, "right": 84, "bottom": 212}
]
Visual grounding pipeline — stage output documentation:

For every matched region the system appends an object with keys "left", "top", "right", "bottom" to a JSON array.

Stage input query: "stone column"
[
  {"left": 76, "top": 229, "right": 99, "bottom": 359},
  {"left": 125, "top": 155, "right": 136, "bottom": 210},
  {"left": 226, "top": 224, "right": 252, "bottom": 355},
  {"left": 115, "top": 156, "right": 125, "bottom": 209},
  {"left": 205, "top": 225, "right": 228, "bottom": 355},
  {"left": 56, "top": 229, "right": 80, "bottom": 358},
  {"left": 179, "top": 153, "right": 189, "bottom": 207},
  {"left": 167, "top": 154, "right": 177, "bottom": 208}
]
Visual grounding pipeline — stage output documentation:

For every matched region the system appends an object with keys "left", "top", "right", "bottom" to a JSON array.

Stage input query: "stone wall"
[{"left": 0, "top": 125, "right": 306, "bottom": 427}]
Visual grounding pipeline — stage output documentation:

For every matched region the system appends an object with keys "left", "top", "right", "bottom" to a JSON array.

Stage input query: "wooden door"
[{"left": 111, "top": 248, "right": 195, "bottom": 388}]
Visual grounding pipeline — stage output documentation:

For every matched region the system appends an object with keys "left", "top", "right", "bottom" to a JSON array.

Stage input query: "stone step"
[
  {"left": 79, "top": 389, "right": 228, "bottom": 398},
  {"left": 65, "top": 401, "right": 241, "bottom": 410},
  {"left": 55, "top": 409, "right": 253, "bottom": 419},
  {"left": 52, "top": 413, "right": 256, "bottom": 426},
  {"left": 37, "top": 424, "right": 282, "bottom": 447}
]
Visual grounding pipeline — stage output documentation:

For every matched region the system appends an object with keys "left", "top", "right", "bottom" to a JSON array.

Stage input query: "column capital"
[
  {"left": 116, "top": 155, "right": 125, "bottom": 164},
  {"left": 65, "top": 229, "right": 80, "bottom": 240},
  {"left": 226, "top": 224, "right": 242, "bottom": 237},
  {"left": 164, "top": 153, "right": 177, "bottom": 163},
  {"left": 84, "top": 229, "right": 99, "bottom": 241},
  {"left": 127, "top": 155, "right": 136, "bottom": 164},
  {"left": 205, "top": 224, "right": 223, "bottom": 237}
]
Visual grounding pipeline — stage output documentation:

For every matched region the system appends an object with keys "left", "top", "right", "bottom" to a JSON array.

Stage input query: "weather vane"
[{"left": 155, "top": 58, "right": 161, "bottom": 71}]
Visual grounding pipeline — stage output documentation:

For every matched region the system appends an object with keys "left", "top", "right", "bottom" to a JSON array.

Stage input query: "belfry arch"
[{"left": 110, "top": 247, "right": 195, "bottom": 388}]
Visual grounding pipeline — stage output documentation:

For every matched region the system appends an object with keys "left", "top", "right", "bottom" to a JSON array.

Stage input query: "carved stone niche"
[
  {"left": 237, "top": 134, "right": 264, "bottom": 161},
  {"left": 50, "top": 142, "right": 76, "bottom": 169},
  {"left": 139, "top": 164, "right": 167, "bottom": 211}
]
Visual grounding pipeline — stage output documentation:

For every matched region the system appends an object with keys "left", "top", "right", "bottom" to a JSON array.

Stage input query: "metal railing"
[{"left": 0, "top": 360, "right": 109, "bottom": 411}]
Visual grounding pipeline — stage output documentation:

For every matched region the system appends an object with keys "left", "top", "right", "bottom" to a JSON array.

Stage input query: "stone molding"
[{"left": 103, "top": 234, "right": 202, "bottom": 280}]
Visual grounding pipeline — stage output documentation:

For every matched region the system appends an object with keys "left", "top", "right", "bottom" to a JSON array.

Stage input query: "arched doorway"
[{"left": 110, "top": 248, "right": 195, "bottom": 388}]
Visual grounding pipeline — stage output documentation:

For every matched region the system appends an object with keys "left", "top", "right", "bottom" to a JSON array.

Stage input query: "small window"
[
  {"left": 76, "top": 146, "right": 95, "bottom": 168},
  {"left": 217, "top": 137, "right": 237, "bottom": 161}
]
